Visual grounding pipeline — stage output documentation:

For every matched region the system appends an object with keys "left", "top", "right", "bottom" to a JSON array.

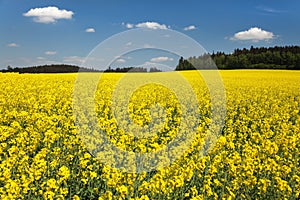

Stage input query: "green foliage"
[
  {"left": 104, "top": 66, "right": 148, "bottom": 72},
  {"left": 176, "top": 46, "right": 300, "bottom": 70},
  {"left": 149, "top": 67, "right": 162, "bottom": 72},
  {"left": 0, "top": 64, "right": 100, "bottom": 73}
]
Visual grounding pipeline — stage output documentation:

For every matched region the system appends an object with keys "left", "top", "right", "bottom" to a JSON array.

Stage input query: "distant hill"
[{"left": 0, "top": 64, "right": 100, "bottom": 73}]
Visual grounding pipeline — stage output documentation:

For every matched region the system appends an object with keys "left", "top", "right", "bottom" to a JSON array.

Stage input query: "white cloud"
[
  {"left": 23, "top": 6, "right": 74, "bottom": 24},
  {"left": 63, "top": 56, "right": 85, "bottom": 64},
  {"left": 126, "top": 42, "right": 132, "bottom": 46},
  {"left": 37, "top": 57, "right": 45, "bottom": 60},
  {"left": 231, "top": 27, "right": 274, "bottom": 42},
  {"left": 126, "top": 24, "right": 133, "bottom": 28},
  {"left": 114, "top": 55, "right": 131, "bottom": 60},
  {"left": 63, "top": 56, "right": 106, "bottom": 66},
  {"left": 45, "top": 51, "right": 57, "bottom": 55},
  {"left": 256, "top": 6, "right": 285, "bottom": 14},
  {"left": 7, "top": 43, "right": 19, "bottom": 47},
  {"left": 150, "top": 56, "right": 174, "bottom": 62},
  {"left": 143, "top": 44, "right": 155, "bottom": 48},
  {"left": 122, "top": 22, "right": 133, "bottom": 28},
  {"left": 126, "top": 23, "right": 134, "bottom": 28},
  {"left": 184, "top": 25, "right": 196, "bottom": 31},
  {"left": 136, "top": 22, "right": 168, "bottom": 30},
  {"left": 115, "top": 58, "right": 126, "bottom": 63},
  {"left": 85, "top": 28, "right": 95, "bottom": 33},
  {"left": 135, "top": 61, "right": 172, "bottom": 71},
  {"left": 143, "top": 61, "right": 157, "bottom": 65},
  {"left": 123, "top": 21, "right": 169, "bottom": 30}
]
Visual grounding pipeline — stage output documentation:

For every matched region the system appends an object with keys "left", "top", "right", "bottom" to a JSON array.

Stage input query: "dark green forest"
[
  {"left": 176, "top": 45, "right": 300, "bottom": 70},
  {"left": 1, "top": 46, "right": 300, "bottom": 73},
  {"left": 1, "top": 64, "right": 100, "bottom": 73}
]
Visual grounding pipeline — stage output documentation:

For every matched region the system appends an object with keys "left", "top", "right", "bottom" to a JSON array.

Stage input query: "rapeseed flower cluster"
[{"left": 0, "top": 70, "right": 299, "bottom": 199}]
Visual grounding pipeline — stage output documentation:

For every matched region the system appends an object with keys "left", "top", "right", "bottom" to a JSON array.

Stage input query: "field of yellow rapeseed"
[{"left": 0, "top": 70, "right": 299, "bottom": 200}]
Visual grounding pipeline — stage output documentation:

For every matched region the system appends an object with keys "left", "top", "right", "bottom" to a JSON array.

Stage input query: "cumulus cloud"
[
  {"left": 7, "top": 43, "right": 19, "bottom": 47},
  {"left": 23, "top": 6, "right": 74, "bottom": 24},
  {"left": 45, "top": 51, "right": 57, "bottom": 55},
  {"left": 231, "top": 27, "right": 274, "bottom": 42},
  {"left": 150, "top": 56, "right": 174, "bottom": 62},
  {"left": 184, "top": 25, "right": 196, "bottom": 31},
  {"left": 123, "top": 21, "right": 169, "bottom": 30},
  {"left": 136, "top": 22, "right": 168, "bottom": 29},
  {"left": 85, "top": 28, "right": 95, "bottom": 33}
]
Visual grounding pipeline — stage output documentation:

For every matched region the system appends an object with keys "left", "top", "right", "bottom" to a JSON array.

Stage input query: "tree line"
[
  {"left": 1, "top": 64, "right": 100, "bottom": 73},
  {"left": 2, "top": 46, "right": 300, "bottom": 73},
  {"left": 1, "top": 65, "right": 163, "bottom": 73},
  {"left": 104, "top": 66, "right": 161, "bottom": 72},
  {"left": 176, "top": 45, "right": 300, "bottom": 70}
]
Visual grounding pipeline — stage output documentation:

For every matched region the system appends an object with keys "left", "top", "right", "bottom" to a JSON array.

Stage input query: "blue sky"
[{"left": 1, "top": 0, "right": 300, "bottom": 69}]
